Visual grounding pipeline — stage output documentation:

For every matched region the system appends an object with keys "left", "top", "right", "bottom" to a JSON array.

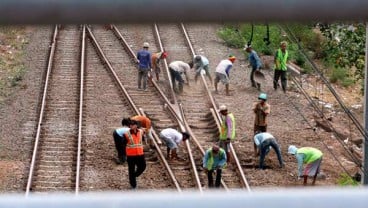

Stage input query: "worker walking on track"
[
  {"left": 203, "top": 145, "right": 227, "bottom": 188},
  {"left": 168, "top": 60, "right": 192, "bottom": 94},
  {"left": 112, "top": 118, "right": 131, "bottom": 165},
  {"left": 159, "top": 128, "right": 190, "bottom": 160},
  {"left": 245, "top": 45, "right": 263, "bottom": 90},
  {"left": 151, "top": 51, "right": 168, "bottom": 81},
  {"left": 193, "top": 55, "right": 212, "bottom": 84},
  {"left": 253, "top": 93, "right": 270, "bottom": 134},
  {"left": 136, "top": 42, "right": 152, "bottom": 91},
  {"left": 253, "top": 132, "right": 283, "bottom": 169},
  {"left": 123, "top": 119, "right": 146, "bottom": 189},
  {"left": 288, "top": 145, "right": 323, "bottom": 186},
  {"left": 214, "top": 55, "right": 236, "bottom": 96},
  {"left": 218, "top": 104, "right": 235, "bottom": 163}
]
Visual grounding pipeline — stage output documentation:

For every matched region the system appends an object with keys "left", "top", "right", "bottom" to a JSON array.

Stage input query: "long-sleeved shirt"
[
  {"left": 203, "top": 148, "right": 227, "bottom": 170},
  {"left": 137, "top": 49, "right": 151, "bottom": 69},
  {"left": 160, "top": 128, "right": 183, "bottom": 144},
  {"left": 215, "top": 59, "right": 233, "bottom": 76},
  {"left": 115, "top": 127, "right": 130, "bottom": 137},
  {"left": 295, "top": 147, "right": 323, "bottom": 176},
  {"left": 248, "top": 50, "right": 262, "bottom": 69},
  {"left": 169, "top": 61, "right": 190, "bottom": 73},
  {"left": 253, "top": 132, "right": 274, "bottom": 147},
  {"left": 253, "top": 102, "right": 270, "bottom": 126}
]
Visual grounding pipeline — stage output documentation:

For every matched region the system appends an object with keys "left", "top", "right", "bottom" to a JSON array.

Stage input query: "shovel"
[{"left": 254, "top": 70, "right": 266, "bottom": 80}]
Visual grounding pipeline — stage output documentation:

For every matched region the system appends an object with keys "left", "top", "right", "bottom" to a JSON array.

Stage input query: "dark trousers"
[
  {"left": 127, "top": 155, "right": 146, "bottom": 188},
  {"left": 273, "top": 70, "right": 287, "bottom": 91},
  {"left": 259, "top": 138, "right": 283, "bottom": 169},
  {"left": 208, "top": 168, "right": 222, "bottom": 188},
  {"left": 138, "top": 68, "right": 149, "bottom": 89},
  {"left": 250, "top": 66, "right": 258, "bottom": 87},
  {"left": 113, "top": 131, "right": 126, "bottom": 161},
  {"left": 169, "top": 68, "right": 184, "bottom": 93}
]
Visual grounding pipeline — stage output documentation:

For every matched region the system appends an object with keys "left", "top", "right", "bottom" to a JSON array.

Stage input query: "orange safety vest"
[{"left": 125, "top": 130, "right": 144, "bottom": 156}]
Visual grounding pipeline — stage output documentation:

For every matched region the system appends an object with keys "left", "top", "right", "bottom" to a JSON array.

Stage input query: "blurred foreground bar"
[
  {"left": 0, "top": 0, "right": 368, "bottom": 24},
  {"left": 1, "top": 188, "right": 368, "bottom": 208}
]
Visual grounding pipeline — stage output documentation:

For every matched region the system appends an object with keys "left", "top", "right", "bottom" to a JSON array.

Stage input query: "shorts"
[{"left": 215, "top": 72, "right": 229, "bottom": 84}]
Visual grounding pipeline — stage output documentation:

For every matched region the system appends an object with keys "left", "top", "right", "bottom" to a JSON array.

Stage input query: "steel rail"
[
  {"left": 180, "top": 23, "right": 250, "bottom": 191},
  {"left": 153, "top": 24, "right": 177, "bottom": 104},
  {"left": 86, "top": 26, "right": 184, "bottom": 191},
  {"left": 1, "top": 0, "right": 368, "bottom": 24},
  {"left": 25, "top": 25, "right": 59, "bottom": 197},
  {"left": 75, "top": 25, "right": 86, "bottom": 195},
  {"left": 139, "top": 108, "right": 182, "bottom": 191}
]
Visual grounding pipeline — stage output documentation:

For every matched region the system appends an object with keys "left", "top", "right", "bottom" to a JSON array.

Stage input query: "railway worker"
[
  {"left": 245, "top": 45, "right": 263, "bottom": 90},
  {"left": 288, "top": 145, "right": 323, "bottom": 186},
  {"left": 151, "top": 51, "right": 168, "bottom": 81},
  {"left": 253, "top": 93, "right": 270, "bottom": 134},
  {"left": 112, "top": 118, "right": 131, "bottom": 165},
  {"left": 274, "top": 41, "right": 289, "bottom": 93},
  {"left": 159, "top": 128, "right": 190, "bottom": 160},
  {"left": 131, "top": 115, "right": 154, "bottom": 149},
  {"left": 214, "top": 55, "right": 236, "bottom": 96},
  {"left": 253, "top": 132, "right": 283, "bottom": 170},
  {"left": 123, "top": 119, "right": 146, "bottom": 189},
  {"left": 136, "top": 42, "right": 152, "bottom": 91},
  {"left": 203, "top": 145, "right": 227, "bottom": 188},
  {"left": 168, "top": 60, "right": 193, "bottom": 94},
  {"left": 218, "top": 104, "right": 235, "bottom": 163},
  {"left": 193, "top": 55, "right": 212, "bottom": 84}
]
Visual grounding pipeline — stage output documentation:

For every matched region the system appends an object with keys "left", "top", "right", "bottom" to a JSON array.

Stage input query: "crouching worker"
[
  {"left": 253, "top": 132, "right": 283, "bottom": 169},
  {"left": 203, "top": 145, "right": 227, "bottom": 188},
  {"left": 288, "top": 145, "right": 323, "bottom": 186},
  {"left": 159, "top": 128, "right": 190, "bottom": 160},
  {"left": 123, "top": 119, "right": 146, "bottom": 189},
  {"left": 131, "top": 115, "right": 154, "bottom": 149}
]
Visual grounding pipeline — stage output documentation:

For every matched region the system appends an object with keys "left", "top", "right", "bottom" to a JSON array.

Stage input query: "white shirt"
[
  {"left": 160, "top": 128, "right": 183, "bottom": 144},
  {"left": 215, "top": 59, "right": 232, "bottom": 75},
  {"left": 169, "top": 61, "right": 190, "bottom": 73}
]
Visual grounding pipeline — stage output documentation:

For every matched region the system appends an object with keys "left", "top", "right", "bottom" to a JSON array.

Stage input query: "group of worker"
[{"left": 116, "top": 41, "right": 322, "bottom": 189}]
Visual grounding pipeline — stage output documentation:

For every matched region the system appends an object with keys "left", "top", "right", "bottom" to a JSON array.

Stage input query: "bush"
[{"left": 337, "top": 173, "right": 359, "bottom": 186}]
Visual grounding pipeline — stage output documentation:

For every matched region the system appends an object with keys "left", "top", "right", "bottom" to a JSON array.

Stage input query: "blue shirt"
[
  {"left": 248, "top": 50, "right": 262, "bottom": 69},
  {"left": 137, "top": 49, "right": 151, "bottom": 69},
  {"left": 116, "top": 127, "right": 130, "bottom": 137},
  {"left": 253, "top": 132, "right": 274, "bottom": 147}
]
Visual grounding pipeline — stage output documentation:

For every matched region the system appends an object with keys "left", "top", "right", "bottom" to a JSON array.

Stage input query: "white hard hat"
[
  {"left": 143, "top": 42, "right": 150, "bottom": 48},
  {"left": 288, "top": 145, "right": 298, "bottom": 155},
  {"left": 219, "top": 105, "right": 227, "bottom": 111}
]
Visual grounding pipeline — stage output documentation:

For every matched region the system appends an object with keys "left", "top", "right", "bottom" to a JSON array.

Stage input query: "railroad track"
[{"left": 26, "top": 23, "right": 254, "bottom": 194}]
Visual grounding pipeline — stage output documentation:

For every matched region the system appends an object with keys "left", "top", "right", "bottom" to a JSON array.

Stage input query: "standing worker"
[
  {"left": 218, "top": 104, "right": 235, "bottom": 162},
  {"left": 274, "top": 41, "right": 289, "bottom": 93},
  {"left": 123, "top": 119, "right": 146, "bottom": 189},
  {"left": 288, "top": 145, "right": 323, "bottom": 186},
  {"left": 253, "top": 93, "right": 270, "bottom": 134},
  {"left": 203, "top": 145, "right": 227, "bottom": 188},
  {"left": 214, "top": 55, "right": 236, "bottom": 96},
  {"left": 112, "top": 118, "right": 131, "bottom": 165},
  {"left": 253, "top": 132, "right": 283, "bottom": 169},
  {"left": 245, "top": 45, "right": 263, "bottom": 89},
  {"left": 131, "top": 115, "right": 154, "bottom": 149},
  {"left": 168, "top": 60, "right": 192, "bottom": 94},
  {"left": 151, "top": 51, "right": 168, "bottom": 81},
  {"left": 136, "top": 42, "right": 152, "bottom": 91},
  {"left": 193, "top": 55, "right": 212, "bottom": 84},
  {"left": 159, "top": 128, "right": 190, "bottom": 160}
]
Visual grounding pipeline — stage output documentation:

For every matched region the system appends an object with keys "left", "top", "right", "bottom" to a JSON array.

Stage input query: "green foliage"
[
  {"left": 337, "top": 173, "right": 359, "bottom": 186},
  {"left": 328, "top": 67, "right": 355, "bottom": 87},
  {"left": 319, "top": 23, "right": 366, "bottom": 81}
]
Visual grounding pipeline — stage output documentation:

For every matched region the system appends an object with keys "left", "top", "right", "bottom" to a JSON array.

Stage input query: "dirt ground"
[{"left": 0, "top": 25, "right": 364, "bottom": 193}]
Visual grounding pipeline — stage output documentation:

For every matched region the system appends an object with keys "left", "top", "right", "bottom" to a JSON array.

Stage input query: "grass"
[
  {"left": 0, "top": 26, "right": 28, "bottom": 104},
  {"left": 337, "top": 173, "right": 359, "bottom": 186}
]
